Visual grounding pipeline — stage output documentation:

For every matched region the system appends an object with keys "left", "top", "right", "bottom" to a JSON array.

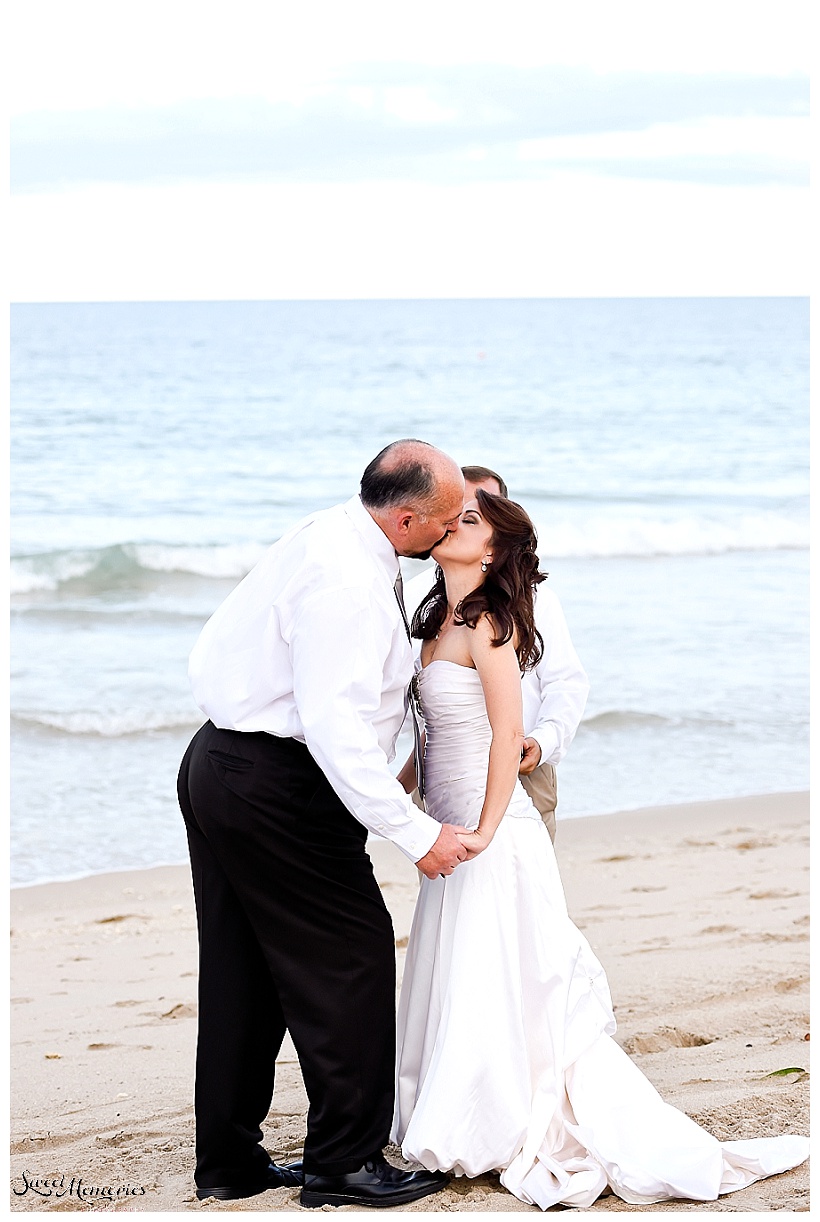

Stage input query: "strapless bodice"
[{"left": 414, "top": 659, "right": 540, "bottom": 829}]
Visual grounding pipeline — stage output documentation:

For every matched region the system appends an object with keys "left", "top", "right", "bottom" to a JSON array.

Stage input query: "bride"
[{"left": 390, "top": 489, "right": 809, "bottom": 1210}]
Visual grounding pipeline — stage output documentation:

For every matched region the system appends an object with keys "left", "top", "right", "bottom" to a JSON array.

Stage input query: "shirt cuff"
[
  {"left": 370, "top": 803, "right": 443, "bottom": 863},
  {"left": 527, "top": 723, "right": 561, "bottom": 766}
]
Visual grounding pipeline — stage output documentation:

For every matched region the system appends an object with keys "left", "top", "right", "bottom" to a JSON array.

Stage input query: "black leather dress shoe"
[
  {"left": 300, "top": 1155, "right": 448, "bottom": 1208},
  {"left": 195, "top": 1160, "right": 304, "bottom": 1200}
]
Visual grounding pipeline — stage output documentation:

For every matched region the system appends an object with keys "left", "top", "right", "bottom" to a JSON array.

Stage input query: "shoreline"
[
  {"left": 11, "top": 790, "right": 809, "bottom": 1212},
  {"left": 10, "top": 788, "right": 809, "bottom": 893}
]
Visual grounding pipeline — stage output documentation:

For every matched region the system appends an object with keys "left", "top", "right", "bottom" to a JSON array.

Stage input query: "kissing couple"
[{"left": 177, "top": 439, "right": 808, "bottom": 1209}]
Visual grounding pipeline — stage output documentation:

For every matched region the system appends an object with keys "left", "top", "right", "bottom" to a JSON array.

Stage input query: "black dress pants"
[{"left": 177, "top": 721, "right": 397, "bottom": 1186}]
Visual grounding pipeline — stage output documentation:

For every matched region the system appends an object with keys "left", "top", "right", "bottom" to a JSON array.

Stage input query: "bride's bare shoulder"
[{"left": 468, "top": 613, "right": 519, "bottom": 660}]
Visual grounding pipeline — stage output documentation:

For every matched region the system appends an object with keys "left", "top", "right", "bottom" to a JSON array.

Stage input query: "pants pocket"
[{"left": 206, "top": 748, "right": 254, "bottom": 772}]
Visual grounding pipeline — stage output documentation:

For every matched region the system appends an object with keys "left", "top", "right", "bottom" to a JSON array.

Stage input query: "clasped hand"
[
  {"left": 415, "top": 822, "right": 469, "bottom": 879},
  {"left": 416, "top": 822, "right": 495, "bottom": 879},
  {"left": 454, "top": 826, "right": 491, "bottom": 860}
]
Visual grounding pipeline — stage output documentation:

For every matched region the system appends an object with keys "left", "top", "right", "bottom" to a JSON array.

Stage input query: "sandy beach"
[{"left": 10, "top": 791, "right": 809, "bottom": 1213}]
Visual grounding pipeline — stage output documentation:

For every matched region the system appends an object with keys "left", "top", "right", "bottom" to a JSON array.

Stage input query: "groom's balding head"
[
  {"left": 361, "top": 440, "right": 464, "bottom": 558},
  {"left": 361, "top": 440, "right": 463, "bottom": 515}
]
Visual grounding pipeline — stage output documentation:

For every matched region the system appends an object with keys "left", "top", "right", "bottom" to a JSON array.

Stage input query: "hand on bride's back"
[{"left": 416, "top": 823, "right": 469, "bottom": 879}]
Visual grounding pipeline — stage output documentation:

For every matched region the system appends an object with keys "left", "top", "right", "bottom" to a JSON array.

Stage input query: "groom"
[{"left": 177, "top": 440, "right": 467, "bottom": 1208}]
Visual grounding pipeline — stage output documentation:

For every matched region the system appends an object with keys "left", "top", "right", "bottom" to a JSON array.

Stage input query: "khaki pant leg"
[{"left": 519, "top": 762, "right": 558, "bottom": 842}]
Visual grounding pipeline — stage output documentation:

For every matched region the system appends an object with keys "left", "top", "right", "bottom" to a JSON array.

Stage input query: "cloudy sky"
[{"left": 9, "top": 0, "right": 811, "bottom": 300}]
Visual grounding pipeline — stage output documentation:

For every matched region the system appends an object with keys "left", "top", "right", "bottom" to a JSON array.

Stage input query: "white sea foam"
[
  {"left": 13, "top": 709, "right": 202, "bottom": 737},
  {"left": 10, "top": 551, "right": 100, "bottom": 593},
  {"left": 9, "top": 541, "right": 269, "bottom": 595},
  {"left": 9, "top": 513, "right": 807, "bottom": 598},
  {"left": 10, "top": 569, "right": 56, "bottom": 594},
  {"left": 536, "top": 513, "right": 809, "bottom": 559},
  {"left": 130, "top": 542, "right": 268, "bottom": 578}
]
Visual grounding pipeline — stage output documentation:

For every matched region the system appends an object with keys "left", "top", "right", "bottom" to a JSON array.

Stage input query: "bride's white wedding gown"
[{"left": 391, "top": 660, "right": 809, "bottom": 1209}]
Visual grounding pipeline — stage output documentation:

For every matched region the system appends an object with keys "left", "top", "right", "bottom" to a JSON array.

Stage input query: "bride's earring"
[{"left": 481, "top": 558, "right": 491, "bottom": 573}]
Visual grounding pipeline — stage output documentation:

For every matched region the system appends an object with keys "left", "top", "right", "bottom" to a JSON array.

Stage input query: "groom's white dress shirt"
[
  {"left": 404, "top": 570, "right": 589, "bottom": 765},
  {"left": 189, "top": 496, "right": 442, "bottom": 863}
]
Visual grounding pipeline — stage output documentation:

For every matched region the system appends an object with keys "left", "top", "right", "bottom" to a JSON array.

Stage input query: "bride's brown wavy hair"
[{"left": 411, "top": 488, "right": 547, "bottom": 672}]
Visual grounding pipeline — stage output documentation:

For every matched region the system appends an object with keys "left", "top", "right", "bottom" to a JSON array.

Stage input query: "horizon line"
[{"left": 11, "top": 292, "right": 809, "bottom": 307}]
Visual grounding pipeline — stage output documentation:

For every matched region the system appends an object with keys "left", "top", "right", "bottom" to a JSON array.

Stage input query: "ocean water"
[{"left": 10, "top": 298, "right": 809, "bottom": 886}]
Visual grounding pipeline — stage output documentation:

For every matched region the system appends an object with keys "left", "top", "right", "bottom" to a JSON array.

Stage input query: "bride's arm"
[
  {"left": 396, "top": 733, "right": 425, "bottom": 795},
  {"left": 459, "top": 617, "right": 525, "bottom": 858}
]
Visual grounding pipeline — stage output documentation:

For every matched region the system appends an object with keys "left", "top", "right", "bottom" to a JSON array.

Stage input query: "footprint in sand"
[
  {"left": 621, "top": 1027, "right": 715, "bottom": 1055},
  {"left": 95, "top": 1131, "right": 133, "bottom": 1147},
  {"left": 743, "top": 930, "right": 809, "bottom": 944},
  {"left": 159, "top": 1002, "right": 197, "bottom": 1020},
  {"left": 627, "top": 937, "right": 671, "bottom": 954},
  {"left": 733, "top": 837, "right": 778, "bottom": 852},
  {"left": 774, "top": 977, "right": 808, "bottom": 993}
]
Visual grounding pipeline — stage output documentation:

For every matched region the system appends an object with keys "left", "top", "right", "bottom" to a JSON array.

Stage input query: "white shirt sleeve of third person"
[
  {"left": 287, "top": 583, "right": 442, "bottom": 863},
  {"left": 527, "top": 586, "right": 590, "bottom": 766}
]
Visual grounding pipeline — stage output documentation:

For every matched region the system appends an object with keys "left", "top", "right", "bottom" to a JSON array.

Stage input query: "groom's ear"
[{"left": 394, "top": 508, "right": 415, "bottom": 537}]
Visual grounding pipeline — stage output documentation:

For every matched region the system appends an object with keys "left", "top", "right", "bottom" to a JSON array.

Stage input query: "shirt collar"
[{"left": 344, "top": 496, "right": 400, "bottom": 582}]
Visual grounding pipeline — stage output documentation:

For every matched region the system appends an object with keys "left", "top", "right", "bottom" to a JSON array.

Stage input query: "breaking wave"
[
  {"left": 535, "top": 512, "right": 808, "bottom": 560},
  {"left": 579, "top": 710, "right": 733, "bottom": 734},
  {"left": 10, "top": 541, "right": 268, "bottom": 595},
  {"left": 10, "top": 512, "right": 808, "bottom": 597},
  {"left": 12, "top": 709, "right": 203, "bottom": 737}
]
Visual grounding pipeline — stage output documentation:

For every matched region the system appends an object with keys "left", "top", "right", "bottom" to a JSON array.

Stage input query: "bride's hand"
[{"left": 455, "top": 827, "right": 491, "bottom": 858}]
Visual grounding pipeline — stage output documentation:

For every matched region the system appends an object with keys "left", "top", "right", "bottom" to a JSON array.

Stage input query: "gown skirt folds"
[{"left": 391, "top": 661, "right": 809, "bottom": 1209}]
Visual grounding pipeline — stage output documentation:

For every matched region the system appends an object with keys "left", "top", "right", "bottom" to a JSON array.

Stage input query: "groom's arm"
[
  {"left": 521, "top": 586, "right": 589, "bottom": 770},
  {"left": 288, "top": 584, "right": 465, "bottom": 875}
]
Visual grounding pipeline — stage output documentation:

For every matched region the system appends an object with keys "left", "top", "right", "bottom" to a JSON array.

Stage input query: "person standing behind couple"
[{"left": 403, "top": 465, "right": 589, "bottom": 840}]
